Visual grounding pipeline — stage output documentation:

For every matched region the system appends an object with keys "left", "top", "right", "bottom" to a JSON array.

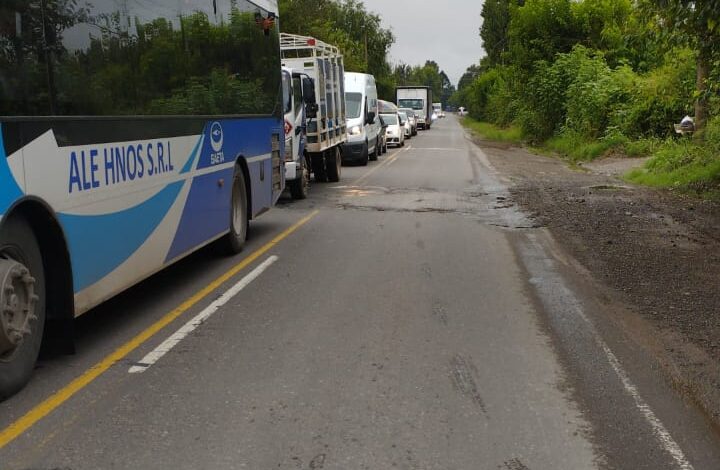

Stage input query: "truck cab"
[{"left": 282, "top": 67, "right": 314, "bottom": 199}]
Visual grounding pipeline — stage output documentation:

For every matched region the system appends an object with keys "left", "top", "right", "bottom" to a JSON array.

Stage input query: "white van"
[{"left": 343, "top": 72, "right": 382, "bottom": 165}]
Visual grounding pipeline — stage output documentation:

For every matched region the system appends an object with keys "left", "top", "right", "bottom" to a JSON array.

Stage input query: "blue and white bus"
[{"left": 0, "top": 0, "right": 284, "bottom": 398}]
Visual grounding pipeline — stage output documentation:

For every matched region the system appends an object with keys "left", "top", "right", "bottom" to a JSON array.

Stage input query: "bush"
[
  {"left": 618, "top": 49, "right": 695, "bottom": 138},
  {"left": 628, "top": 139, "right": 720, "bottom": 193},
  {"left": 545, "top": 129, "right": 628, "bottom": 161}
]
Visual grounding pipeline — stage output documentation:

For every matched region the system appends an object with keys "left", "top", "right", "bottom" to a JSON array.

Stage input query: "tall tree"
[
  {"left": 457, "top": 64, "right": 481, "bottom": 91},
  {"left": 647, "top": 0, "right": 720, "bottom": 131},
  {"left": 480, "top": 0, "right": 511, "bottom": 65},
  {"left": 278, "top": 0, "right": 393, "bottom": 77}
]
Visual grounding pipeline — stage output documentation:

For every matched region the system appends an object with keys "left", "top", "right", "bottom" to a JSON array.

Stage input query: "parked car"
[
  {"left": 378, "top": 99, "right": 399, "bottom": 114},
  {"left": 383, "top": 112, "right": 405, "bottom": 147},
  {"left": 398, "top": 107, "right": 418, "bottom": 135},
  {"left": 398, "top": 111, "right": 412, "bottom": 139}
]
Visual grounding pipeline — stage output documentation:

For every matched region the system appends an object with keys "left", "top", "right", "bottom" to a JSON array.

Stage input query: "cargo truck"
[
  {"left": 396, "top": 86, "right": 433, "bottom": 130},
  {"left": 281, "top": 34, "right": 346, "bottom": 182}
]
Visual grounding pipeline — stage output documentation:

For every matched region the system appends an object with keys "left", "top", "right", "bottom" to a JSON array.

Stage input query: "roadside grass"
[
  {"left": 545, "top": 133, "right": 620, "bottom": 162},
  {"left": 626, "top": 139, "right": 720, "bottom": 195},
  {"left": 460, "top": 117, "right": 720, "bottom": 196},
  {"left": 460, "top": 117, "right": 523, "bottom": 143}
]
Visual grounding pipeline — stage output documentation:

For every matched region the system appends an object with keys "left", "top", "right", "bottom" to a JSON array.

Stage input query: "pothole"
[{"left": 587, "top": 184, "right": 631, "bottom": 191}]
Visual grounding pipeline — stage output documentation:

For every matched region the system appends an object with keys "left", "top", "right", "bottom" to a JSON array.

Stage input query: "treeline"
[
  {"left": 279, "top": 0, "right": 454, "bottom": 104},
  {"left": 453, "top": 0, "right": 720, "bottom": 142}
]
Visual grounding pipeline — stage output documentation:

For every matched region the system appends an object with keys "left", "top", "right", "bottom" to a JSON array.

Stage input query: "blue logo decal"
[{"left": 210, "top": 122, "right": 224, "bottom": 152}]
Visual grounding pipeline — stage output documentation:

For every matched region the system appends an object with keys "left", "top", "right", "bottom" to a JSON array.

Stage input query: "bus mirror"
[{"left": 367, "top": 111, "right": 376, "bottom": 124}]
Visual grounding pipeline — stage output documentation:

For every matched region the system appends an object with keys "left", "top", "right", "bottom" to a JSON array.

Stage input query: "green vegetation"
[
  {"left": 452, "top": 0, "right": 720, "bottom": 193},
  {"left": 279, "top": 0, "right": 454, "bottom": 104},
  {"left": 461, "top": 118, "right": 522, "bottom": 143},
  {"left": 627, "top": 117, "right": 720, "bottom": 193}
]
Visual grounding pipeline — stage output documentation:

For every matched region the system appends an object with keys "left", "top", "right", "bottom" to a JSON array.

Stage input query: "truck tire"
[
  {"left": 369, "top": 138, "right": 378, "bottom": 161},
  {"left": 326, "top": 147, "right": 341, "bottom": 182},
  {"left": 311, "top": 154, "right": 327, "bottom": 183},
  {"left": 221, "top": 167, "right": 248, "bottom": 254},
  {"left": 0, "top": 215, "right": 45, "bottom": 401},
  {"left": 289, "top": 156, "right": 309, "bottom": 199}
]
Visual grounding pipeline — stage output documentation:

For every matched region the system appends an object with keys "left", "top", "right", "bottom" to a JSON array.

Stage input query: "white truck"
[
  {"left": 397, "top": 86, "right": 433, "bottom": 130},
  {"left": 281, "top": 33, "right": 346, "bottom": 183}
]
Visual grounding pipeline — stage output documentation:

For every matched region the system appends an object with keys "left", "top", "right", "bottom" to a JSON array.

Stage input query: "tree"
[
  {"left": 646, "top": 0, "right": 720, "bottom": 132},
  {"left": 278, "top": 0, "right": 393, "bottom": 78},
  {"left": 457, "top": 64, "right": 481, "bottom": 91},
  {"left": 439, "top": 70, "right": 456, "bottom": 107},
  {"left": 507, "top": 0, "right": 582, "bottom": 71},
  {"left": 480, "top": 0, "right": 511, "bottom": 65}
]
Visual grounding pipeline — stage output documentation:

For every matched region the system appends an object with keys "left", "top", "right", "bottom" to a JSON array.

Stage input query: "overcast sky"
[{"left": 360, "top": 0, "right": 485, "bottom": 87}]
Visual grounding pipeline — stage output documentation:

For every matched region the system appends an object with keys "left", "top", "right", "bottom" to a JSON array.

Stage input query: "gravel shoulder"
[{"left": 474, "top": 136, "right": 720, "bottom": 427}]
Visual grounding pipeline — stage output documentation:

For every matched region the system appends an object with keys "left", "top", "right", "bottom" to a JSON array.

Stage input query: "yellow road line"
[
  {"left": 352, "top": 145, "right": 411, "bottom": 186},
  {"left": 0, "top": 210, "right": 319, "bottom": 449}
]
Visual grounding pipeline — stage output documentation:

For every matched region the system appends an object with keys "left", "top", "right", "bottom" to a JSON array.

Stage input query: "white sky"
[{"left": 360, "top": 0, "right": 485, "bottom": 87}]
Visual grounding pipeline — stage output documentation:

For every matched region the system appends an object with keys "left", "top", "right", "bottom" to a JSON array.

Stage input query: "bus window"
[{"left": 0, "top": 0, "right": 281, "bottom": 117}]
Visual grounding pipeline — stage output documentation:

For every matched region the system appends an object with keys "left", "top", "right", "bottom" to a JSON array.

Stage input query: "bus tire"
[
  {"left": 289, "top": 156, "right": 309, "bottom": 200},
  {"left": 222, "top": 168, "right": 248, "bottom": 254},
  {"left": 312, "top": 154, "right": 327, "bottom": 183},
  {"left": 0, "top": 215, "right": 45, "bottom": 400},
  {"left": 326, "top": 147, "right": 341, "bottom": 182}
]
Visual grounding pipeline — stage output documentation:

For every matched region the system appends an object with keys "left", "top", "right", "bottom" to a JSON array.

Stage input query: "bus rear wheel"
[
  {"left": 222, "top": 168, "right": 248, "bottom": 254},
  {"left": 0, "top": 216, "right": 44, "bottom": 400}
]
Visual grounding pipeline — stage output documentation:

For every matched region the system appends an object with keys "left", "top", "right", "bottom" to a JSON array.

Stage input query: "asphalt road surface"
[{"left": 1, "top": 116, "right": 720, "bottom": 469}]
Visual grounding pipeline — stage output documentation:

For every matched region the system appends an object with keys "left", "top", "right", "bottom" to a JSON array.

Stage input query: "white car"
[
  {"left": 398, "top": 111, "right": 412, "bottom": 139},
  {"left": 382, "top": 113, "right": 405, "bottom": 147}
]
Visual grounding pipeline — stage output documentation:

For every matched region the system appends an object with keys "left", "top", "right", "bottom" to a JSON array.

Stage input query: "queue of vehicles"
[{"left": 0, "top": 0, "right": 442, "bottom": 400}]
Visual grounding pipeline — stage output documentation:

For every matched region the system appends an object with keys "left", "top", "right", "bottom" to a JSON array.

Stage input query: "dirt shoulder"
[{"left": 475, "top": 136, "right": 720, "bottom": 425}]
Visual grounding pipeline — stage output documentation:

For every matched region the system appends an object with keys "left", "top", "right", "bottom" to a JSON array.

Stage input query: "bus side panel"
[
  {"left": 0, "top": 125, "right": 24, "bottom": 217},
  {"left": 165, "top": 117, "right": 279, "bottom": 262},
  {"left": 164, "top": 169, "right": 233, "bottom": 262}
]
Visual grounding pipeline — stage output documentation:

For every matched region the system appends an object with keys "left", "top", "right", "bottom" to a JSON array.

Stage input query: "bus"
[{"left": 0, "top": 0, "right": 284, "bottom": 399}]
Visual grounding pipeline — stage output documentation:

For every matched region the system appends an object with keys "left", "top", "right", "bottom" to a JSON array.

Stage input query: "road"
[{"left": 1, "top": 116, "right": 720, "bottom": 469}]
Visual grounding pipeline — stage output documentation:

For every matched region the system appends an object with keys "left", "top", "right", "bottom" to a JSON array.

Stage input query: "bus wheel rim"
[{"left": 0, "top": 258, "right": 38, "bottom": 358}]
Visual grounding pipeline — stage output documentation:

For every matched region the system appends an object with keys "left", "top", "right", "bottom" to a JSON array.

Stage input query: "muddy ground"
[{"left": 475, "top": 137, "right": 720, "bottom": 422}]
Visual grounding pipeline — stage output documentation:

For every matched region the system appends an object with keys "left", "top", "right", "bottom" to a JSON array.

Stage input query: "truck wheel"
[
  {"left": 0, "top": 216, "right": 45, "bottom": 400},
  {"left": 325, "top": 147, "right": 341, "bottom": 182},
  {"left": 369, "top": 138, "right": 378, "bottom": 161},
  {"left": 289, "top": 157, "right": 309, "bottom": 200},
  {"left": 222, "top": 167, "right": 248, "bottom": 254},
  {"left": 311, "top": 154, "right": 327, "bottom": 183}
]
